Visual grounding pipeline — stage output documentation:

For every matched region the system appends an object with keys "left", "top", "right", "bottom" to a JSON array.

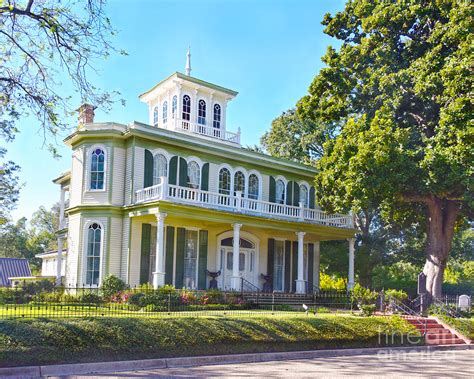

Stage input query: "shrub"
[
  {"left": 143, "top": 304, "right": 166, "bottom": 312},
  {"left": 79, "top": 292, "right": 103, "bottom": 304},
  {"left": 21, "top": 280, "right": 55, "bottom": 295},
  {"left": 205, "top": 288, "right": 224, "bottom": 304},
  {"left": 179, "top": 289, "right": 197, "bottom": 304},
  {"left": 101, "top": 275, "right": 127, "bottom": 299},
  {"left": 385, "top": 289, "right": 408, "bottom": 303},
  {"left": 157, "top": 284, "right": 176, "bottom": 295},
  {"left": 127, "top": 292, "right": 147, "bottom": 307},
  {"left": 360, "top": 305, "right": 376, "bottom": 317}
]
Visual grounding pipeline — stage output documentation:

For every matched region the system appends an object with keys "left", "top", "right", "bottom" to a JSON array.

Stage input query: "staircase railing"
[
  {"left": 432, "top": 298, "right": 473, "bottom": 340},
  {"left": 240, "top": 277, "right": 260, "bottom": 300},
  {"left": 387, "top": 294, "right": 428, "bottom": 336}
]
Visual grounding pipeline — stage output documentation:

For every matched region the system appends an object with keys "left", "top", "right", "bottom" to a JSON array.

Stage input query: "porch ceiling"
[{"left": 128, "top": 200, "right": 357, "bottom": 241}]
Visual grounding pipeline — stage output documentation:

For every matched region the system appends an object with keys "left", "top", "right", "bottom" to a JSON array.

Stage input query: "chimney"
[{"left": 77, "top": 104, "right": 96, "bottom": 125}]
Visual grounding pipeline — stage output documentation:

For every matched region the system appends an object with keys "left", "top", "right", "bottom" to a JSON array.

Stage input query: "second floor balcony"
[{"left": 134, "top": 177, "right": 354, "bottom": 229}]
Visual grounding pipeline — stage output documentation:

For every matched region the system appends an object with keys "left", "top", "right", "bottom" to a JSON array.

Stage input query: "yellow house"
[{"left": 52, "top": 58, "right": 357, "bottom": 294}]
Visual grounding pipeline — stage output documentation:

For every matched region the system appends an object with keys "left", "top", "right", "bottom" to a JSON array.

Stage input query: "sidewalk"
[{"left": 1, "top": 344, "right": 473, "bottom": 378}]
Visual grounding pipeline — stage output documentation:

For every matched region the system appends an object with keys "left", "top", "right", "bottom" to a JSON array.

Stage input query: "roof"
[
  {"left": 35, "top": 250, "right": 67, "bottom": 259},
  {"left": 52, "top": 170, "right": 71, "bottom": 185},
  {"left": 139, "top": 72, "right": 238, "bottom": 99},
  {"left": 0, "top": 258, "right": 32, "bottom": 287}
]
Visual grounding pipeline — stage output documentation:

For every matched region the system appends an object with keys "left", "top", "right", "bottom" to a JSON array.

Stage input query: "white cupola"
[{"left": 139, "top": 53, "right": 240, "bottom": 145}]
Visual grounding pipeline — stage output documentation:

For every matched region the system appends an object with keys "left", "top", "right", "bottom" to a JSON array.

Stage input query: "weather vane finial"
[{"left": 185, "top": 46, "right": 191, "bottom": 76}]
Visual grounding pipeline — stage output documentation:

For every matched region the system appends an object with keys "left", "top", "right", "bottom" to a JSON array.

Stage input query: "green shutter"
[
  {"left": 179, "top": 157, "right": 188, "bottom": 187},
  {"left": 293, "top": 182, "right": 300, "bottom": 206},
  {"left": 144, "top": 149, "right": 154, "bottom": 188},
  {"left": 269, "top": 176, "right": 276, "bottom": 203},
  {"left": 140, "top": 223, "right": 151, "bottom": 284},
  {"left": 309, "top": 186, "right": 316, "bottom": 209},
  {"left": 284, "top": 240, "right": 291, "bottom": 293},
  {"left": 198, "top": 230, "right": 208, "bottom": 289},
  {"left": 308, "top": 243, "right": 314, "bottom": 293},
  {"left": 175, "top": 227, "right": 186, "bottom": 288},
  {"left": 292, "top": 241, "right": 298, "bottom": 292},
  {"left": 201, "top": 163, "right": 209, "bottom": 191},
  {"left": 267, "top": 238, "right": 275, "bottom": 276},
  {"left": 169, "top": 156, "right": 178, "bottom": 185},
  {"left": 286, "top": 181, "right": 293, "bottom": 206},
  {"left": 165, "top": 226, "right": 175, "bottom": 285}
]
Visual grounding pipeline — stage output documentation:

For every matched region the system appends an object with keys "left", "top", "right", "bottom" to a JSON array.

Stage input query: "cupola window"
[
  {"left": 198, "top": 100, "right": 206, "bottom": 125},
  {"left": 153, "top": 106, "right": 159, "bottom": 127},
  {"left": 162, "top": 101, "right": 168, "bottom": 124},
  {"left": 172, "top": 95, "right": 177, "bottom": 119},
  {"left": 213, "top": 104, "right": 221, "bottom": 129},
  {"left": 182, "top": 95, "right": 191, "bottom": 127}
]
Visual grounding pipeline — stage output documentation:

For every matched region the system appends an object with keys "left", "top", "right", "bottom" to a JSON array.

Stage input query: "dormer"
[{"left": 139, "top": 53, "right": 240, "bottom": 145}]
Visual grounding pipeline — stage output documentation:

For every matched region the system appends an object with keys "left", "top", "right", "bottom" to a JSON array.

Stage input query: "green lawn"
[{"left": 0, "top": 314, "right": 421, "bottom": 367}]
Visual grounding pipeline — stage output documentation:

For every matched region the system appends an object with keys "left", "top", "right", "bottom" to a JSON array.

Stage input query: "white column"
[
  {"left": 313, "top": 241, "right": 320, "bottom": 291},
  {"left": 348, "top": 237, "right": 356, "bottom": 290},
  {"left": 152, "top": 212, "right": 167, "bottom": 289},
  {"left": 55, "top": 236, "right": 63, "bottom": 286},
  {"left": 59, "top": 187, "right": 66, "bottom": 229},
  {"left": 231, "top": 223, "right": 242, "bottom": 290},
  {"left": 295, "top": 232, "right": 306, "bottom": 294}
]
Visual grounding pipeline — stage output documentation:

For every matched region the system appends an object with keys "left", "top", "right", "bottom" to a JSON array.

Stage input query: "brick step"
[{"left": 426, "top": 338, "right": 465, "bottom": 345}]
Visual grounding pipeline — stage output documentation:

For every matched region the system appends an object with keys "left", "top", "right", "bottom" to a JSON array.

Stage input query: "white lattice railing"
[
  {"left": 173, "top": 118, "right": 240, "bottom": 144},
  {"left": 134, "top": 177, "right": 354, "bottom": 229}
]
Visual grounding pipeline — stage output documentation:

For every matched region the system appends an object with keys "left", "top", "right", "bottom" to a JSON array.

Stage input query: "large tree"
[{"left": 298, "top": 0, "right": 473, "bottom": 301}]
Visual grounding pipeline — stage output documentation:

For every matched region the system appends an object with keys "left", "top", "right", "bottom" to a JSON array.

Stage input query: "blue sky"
[{"left": 8, "top": 0, "right": 345, "bottom": 221}]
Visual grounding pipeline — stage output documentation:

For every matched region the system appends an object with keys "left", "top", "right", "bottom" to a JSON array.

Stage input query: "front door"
[{"left": 221, "top": 247, "right": 255, "bottom": 290}]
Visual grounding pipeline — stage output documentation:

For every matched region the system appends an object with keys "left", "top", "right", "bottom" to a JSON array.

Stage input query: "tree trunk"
[{"left": 423, "top": 198, "right": 460, "bottom": 305}]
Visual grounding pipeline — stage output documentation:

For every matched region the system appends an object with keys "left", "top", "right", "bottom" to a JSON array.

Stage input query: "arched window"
[
  {"left": 162, "top": 101, "right": 168, "bottom": 124},
  {"left": 299, "top": 184, "right": 309, "bottom": 208},
  {"left": 90, "top": 148, "right": 105, "bottom": 190},
  {"left": 86, "top": 223, "right": 102, "bottom": 285},
  {"left": 234, "top": 171, "right": 245, "bottom": 196},
  {"left": 198, "top": 99, "right": 206, "bottom": 125},
  {"left": 219, "top": 168, "right": 231, "bottom": 195},
  {"left": 172, "top": 95, "right": 177, "bottom": 118},
  {"left": 276, "top": 179, "right": 285, "bottom": 204},
  {"left": 248, "top": 174, "right": 259, "bottom": 200},
  {"left": 182, "top": 95, "right": 191, "bottom": 121},
  {"left": 213, "top": 104, "right": 221, "bottom": 129},
  {"left": 153, "top": 106, "right": 158, "bottom": 126},
  {"left": 153, "top": 154, "right": 167, "bottom": 185},
  {"left": 187, "top": 160, "right": 200, "bottom": 189}
]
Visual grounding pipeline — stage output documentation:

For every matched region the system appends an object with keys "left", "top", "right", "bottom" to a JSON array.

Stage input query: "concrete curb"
[{"left": 1, "top": 344, "right": 473, "bottom": 378}]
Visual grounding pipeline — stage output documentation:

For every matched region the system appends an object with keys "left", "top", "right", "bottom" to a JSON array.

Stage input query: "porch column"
[
  {"left": 55, "top": 236, "right": 63, "bottom": 286},
  {"left": 313, "top": 241, "right": 320, "bottom": 291},
  {"left": 231, "top": 223, "right": 242, "bottom": 290},
  {"left": 295, "top": 232, "right": 306, "bottom": 294},
  {"left": 348, "top": 237, "right": 355, "bottom": 290},
  {"left": 152, "top": 212, "right": 167, "bottom": 289},
  {"left": 59, "top": 187, "right": 66, "bottom": 228}
]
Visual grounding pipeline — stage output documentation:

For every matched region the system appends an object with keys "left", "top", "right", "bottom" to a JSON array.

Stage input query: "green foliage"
[
  {"left": 0, "top": 316, "right": 421, "bottom": 366},
  {"left": 351, "top": 284, "right": 378, "bottom": 307},
  {"left": 319, "top": 272, "right": 347, "bottom": 290},
  {"left": 385, "top": 289, "right": 408, "bottom": 304},
  {"left": 101, "top": 275, "right": 128, "bottom": 299},
  {"left": 360, "top": 305, "right": 376, "bottom": 317}
]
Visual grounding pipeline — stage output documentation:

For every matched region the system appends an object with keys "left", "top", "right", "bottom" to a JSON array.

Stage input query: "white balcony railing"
[
  {"left": 173, "top": 118, "right": 240, "bottom": 144},
  {"left": 134, "top": 177, "right": 354, "bottom": 229}
]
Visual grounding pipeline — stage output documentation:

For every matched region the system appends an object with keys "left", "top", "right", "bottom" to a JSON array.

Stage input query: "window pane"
[
  {"left": 219, "top": 168, "right": 231, "bottom": 195},
  {"left": 86, "top": 223, "right": 101, "bottom": 285},
  {"left": 276, "top": 180, "right": 285, "bottom": 204},
  {"left": 183, "top": 230, "right": 198, "bottom": 288},
  {"left": 227, "top": 251, "right": 233, "bottom": 270},
  {"left": 273, "top": 240, "right": 284, "bottom": 291},
  {"left": 187, "top": 161, "right": 200, "bottom": 189},
  {"left": 248, "top": 174, "right": 259, "bottom": 199},
  {"left": 234, "top": 171, "right": 245, "bottom": 195}
]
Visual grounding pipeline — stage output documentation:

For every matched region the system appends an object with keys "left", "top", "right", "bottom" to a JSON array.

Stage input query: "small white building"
[{"left": 36, "top": 250, "right": 67, "bottom": 278}]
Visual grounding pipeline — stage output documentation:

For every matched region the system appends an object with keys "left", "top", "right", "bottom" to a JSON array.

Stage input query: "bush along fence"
[{"left": 0, "top": 277, "right": 470, "bottom": 321}]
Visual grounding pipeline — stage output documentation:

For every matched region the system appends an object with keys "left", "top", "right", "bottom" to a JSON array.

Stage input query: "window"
[
  {"left": 153, "top": 154, "right": 167, "bottom": 185},
  {"left": 248, "top": 174, "right": 259, "bottom": 200},
  {"left": 187, "top": 160, "right": 200, "bottom": 189},
  {"left": 239, "top": 252, "right": 245, "bottom": 271},
  {"left": 90, "top": 148, "right": 105, "bottom": 190},
  {"left": 153, "top": 106, "right": 158, "bottom": 126},
  {"left": 300, "top": 185, "right": 308, "bottom": 208},
  {"left": 183, "top": 230, "right": 198, "bottom": 289},
  {"left": 198, "top": 99, "right": 206, "bottom": 125},
  {"left": 276, "top": 179, "right": 285, "bottom": 204},
  {"left": 219, "top": 168, "right": 231, "bottom": 195},
  {"left": 234, "top": 171, "right": 245, "bottom": 196},
  {"left": 172, "top": 95, "right": 177, "bottom": 118},
  {"left": 273, "top": 240, "right": 284, "bottom": 291},
  {"left": 182, "top": 95, "right": 191, "bottom": 121},
  {"left": 86, "top": 223, "right": 102, "bottom": 285},
  {"left": 213, "top": 104, "right": 221, "bottom": 129},
  {"left": 162, "top": 101, "right": 168, "bottom": 124}
]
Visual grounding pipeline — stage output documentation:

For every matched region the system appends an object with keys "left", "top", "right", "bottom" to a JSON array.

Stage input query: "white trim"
[
  {"left": 216, "top": 230, "right": 260, "bottom": 289},
  {"left": 86, "top": 144, "right": 107, "bottom": 192},
  {"left": 248, "top": 170, "right": 263, "bottom": 200},
  {"left": 81, "top": 220, "right": 105, "bottom": 287}
]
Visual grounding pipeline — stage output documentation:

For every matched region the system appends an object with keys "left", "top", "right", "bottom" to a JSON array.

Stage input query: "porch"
[{"left": 127, "top": 204, "right": 356, "bottom": 294}]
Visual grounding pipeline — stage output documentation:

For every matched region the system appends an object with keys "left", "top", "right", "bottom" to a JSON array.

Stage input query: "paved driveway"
[{"left": 63, "top": 349, "right": 474, "bottom": 378}]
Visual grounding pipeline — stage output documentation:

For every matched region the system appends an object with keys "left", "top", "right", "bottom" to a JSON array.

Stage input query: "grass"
[{"left": 0, "top": 314, "right": 421, "bottom": 367}]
